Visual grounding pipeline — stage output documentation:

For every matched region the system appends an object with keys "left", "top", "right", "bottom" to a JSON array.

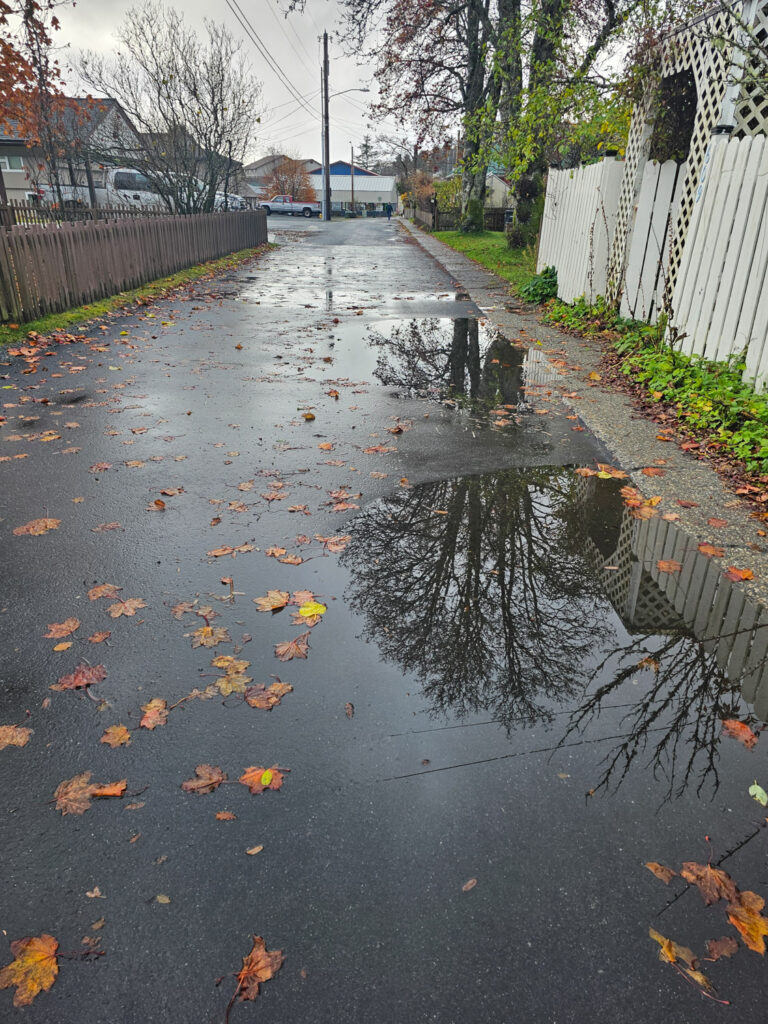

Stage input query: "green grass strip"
[
  {"left": 432, "top": 230, "right": 536, "bottom": 294},
  {"left": 0, "top": 243, "right": 276, "bottom": 345}
]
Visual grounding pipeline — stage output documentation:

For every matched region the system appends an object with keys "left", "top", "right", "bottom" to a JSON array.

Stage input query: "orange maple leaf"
[
  {"left": 0, "top": 725, "right": 33, "bottom": 751},
  {"left": 87, "top": 583, "right": 122, "bottom": 601},
  {"left": 727, "top": 891, "right": 768, "bottom": 954},
  {"left": 107, "top": 598, "right": 147, "bottom": 619},
  {"left": 239, "top": 765, "right": 285, "bottom": 794},
  {"left": 274, "top": 632, "right": 310, "bottom": 661},
  {"left": 139, "top": 699, "right": 168, "bottom": 730},
  {"left": 100, "top": 725, "right": 131, "bottom": 748},
  {"left": 50, "top": 663, "right": 107, "bottom": 691},
  {"left": 0, "top": 934, "right": 59, "bottom": 1007},
  {"left": 721, "top": 719, "right": 759, "bottom": 749},
  {"left": 657, "top": 560, "right": 682, "bottom": 573},
  {"left": 680, "top": 862, "right": 739, "bottom": 906},
  {"left": 44, "top": 618, "right": 80, "bottom": 639},
  {"left": 54, "top": 772, "right": 127, "bottom": 815},
  {"left": 244, "top": 682, "right": 293, "bottom": 710},
  {"left": 234, "top": 936, "right": 284, "bottom": 1002},
  {"left": 13, "top": 518, "right": 60, "bottom": 536},
  {"left": 253, "top": 590, "right": 290, "bottom": 612}
]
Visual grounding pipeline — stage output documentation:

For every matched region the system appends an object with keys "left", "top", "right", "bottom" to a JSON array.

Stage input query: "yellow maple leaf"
[{"left": 0, "top": 933, "right": 59, "bottom": 1006}]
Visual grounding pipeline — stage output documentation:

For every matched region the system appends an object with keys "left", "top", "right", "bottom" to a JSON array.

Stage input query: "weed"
[{"left": 519, "top": 266, "right": 558, "bottom": 304}]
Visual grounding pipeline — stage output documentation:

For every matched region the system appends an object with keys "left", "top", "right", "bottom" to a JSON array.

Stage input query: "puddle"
[
  {"left": 367, "top": 316, "right": 558, "bottom": 415},
  {"left": 343, "top": 468, "right": 768, "bottom": 798}
]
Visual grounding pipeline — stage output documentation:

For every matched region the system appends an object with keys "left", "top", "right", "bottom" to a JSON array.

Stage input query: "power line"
[
  {"left": 224, "top": 0, "right": 319, "bottom": 122},
  {"left": 264, "top": 0, "right": 317, "bottom": 69}
]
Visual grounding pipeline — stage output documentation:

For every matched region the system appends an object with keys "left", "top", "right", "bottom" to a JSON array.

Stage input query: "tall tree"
[
  {"left": 79, "top": 0, "right": 263, "bottom": 213},
  {"left": 0, "top": 0, "right": 75, "bottom": 209},
  {"left": 260, "top": 157, "right": 316, "bottom": 200}
]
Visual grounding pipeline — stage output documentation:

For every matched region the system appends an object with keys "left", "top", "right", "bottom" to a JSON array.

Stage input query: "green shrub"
[
  {"left": 544, "top": 297, "right": 768, "bottom": 473},
  {"left": 519, "top": 265, "right": 558, "bottom": 303}
]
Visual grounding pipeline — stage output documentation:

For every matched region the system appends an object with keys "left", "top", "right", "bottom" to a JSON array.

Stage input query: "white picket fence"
[
  {"left": 538, "top": 136, "right": 768, "bottom": 390},
  {"left": 537, "top": 159, "right": 624, "bottom": 303},
  {"left": 671, "top": 134, "right": 768, "bottom": 388},
  {"left": 620, "top": 160, "right": 687, "bottom": 324}
]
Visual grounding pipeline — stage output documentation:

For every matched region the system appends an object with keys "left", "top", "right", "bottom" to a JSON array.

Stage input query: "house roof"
[{"left": 311, "top": 160, "right": 378, "bottom": 177}]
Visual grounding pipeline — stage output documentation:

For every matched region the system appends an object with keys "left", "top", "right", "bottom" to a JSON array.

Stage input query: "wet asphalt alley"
[{"left": 1, "top": 217, "right": 767, "bottom": 1023}]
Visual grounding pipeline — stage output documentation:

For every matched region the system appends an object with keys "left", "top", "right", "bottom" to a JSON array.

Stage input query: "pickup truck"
[{"left": 259, "top": 195, "right": 321, "bottom": 218}]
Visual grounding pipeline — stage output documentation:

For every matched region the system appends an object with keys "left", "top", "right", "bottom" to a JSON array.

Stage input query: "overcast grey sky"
[{"left": 56, "top": 0, "right": 398, "bottom": 164}]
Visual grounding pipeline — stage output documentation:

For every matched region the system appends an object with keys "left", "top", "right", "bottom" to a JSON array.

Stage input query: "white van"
[{"left": 40, "top": 167, "right": 170, "bottom": 211}]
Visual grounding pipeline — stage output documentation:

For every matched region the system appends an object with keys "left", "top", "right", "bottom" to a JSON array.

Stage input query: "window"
[
  {"left": 113, "top": 171, "right": 136, "bottom": 191},
  {"left": 0, "top": 155, "right": 24, "bottom": 171}
]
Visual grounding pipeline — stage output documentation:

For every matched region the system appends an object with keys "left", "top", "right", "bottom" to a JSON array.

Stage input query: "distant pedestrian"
[{"left": 385, "top": 203, "right": 392, "bottom": 221}]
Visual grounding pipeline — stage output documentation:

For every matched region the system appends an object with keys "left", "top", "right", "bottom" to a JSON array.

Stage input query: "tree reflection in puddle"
[
  {"left": 343, "top": 467, "right": 768, "bottom": 800},
  {"left": 367, "top": 316, "right": 534, "bottom": 411}
]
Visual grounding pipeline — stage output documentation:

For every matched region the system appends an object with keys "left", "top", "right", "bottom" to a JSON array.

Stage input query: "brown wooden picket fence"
[
  {"left": 2, "top": 200, "right": 169, "bottom": 227},
  {"left": 0, "top": 209, "right": 268, "bottom": 323}
]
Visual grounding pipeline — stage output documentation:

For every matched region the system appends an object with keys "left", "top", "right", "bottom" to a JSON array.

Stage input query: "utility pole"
[
  {"left": 322, "top": 30, "right": 331, "bottom": 222},
  {"left": 350, "top": 143, "right": 354, "bottom": 214}
]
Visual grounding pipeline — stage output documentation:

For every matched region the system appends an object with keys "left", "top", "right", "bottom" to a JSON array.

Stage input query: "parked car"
[
  {"left": 39, "top": 167, "right": 168, "bottom": 210},
  {"left": 259, "top": 195, "right": 321, "bottom": 218},
  {"left": 214, "top": 192, "right": 247, "bottom": 211}
]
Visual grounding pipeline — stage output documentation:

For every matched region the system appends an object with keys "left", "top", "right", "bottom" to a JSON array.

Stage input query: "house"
[
  {"left": 310, "top": 159, "right": 378, "bottom": 177},
  {"left": 244, "top": 154, "right": 320, "bottom": 197},
  {"left": 486, "top": 172, "right": 512, "bottom": 208},
  {"left": 0, "top": 123, "right": 37, "bottom": 202},
  {"left": 314, "top": 174, "right": 397, "bottom": 212}
]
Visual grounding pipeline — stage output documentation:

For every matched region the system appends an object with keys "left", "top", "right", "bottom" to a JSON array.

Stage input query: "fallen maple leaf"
[
  {"left": 722, "top": 719, "right": 759, "bottom": 749},
  {"left": 641, "top": 467, "right": 664, "bottom": 476},
  {"left": 13, "top": 518, "right": 60, "bottom": 536},
  {"left": 680, "top": 862, "right": 739, "bottom": 906},
  {"left": 51, "top": 663, "right": 107, "bottom": 691},
  {"left": 100, "top": 725, "right": 131, "bottom": 748},
  {"left": 107, "top": 598, "right": 147, "bottom": 618},
  {"left": 140, "top": 699, "right": 168, "bottom": 730},
  {"left": 708, "top": 518, "right": 728, "bottom": 528},
  {"left": 698, "top": 542, "right": 724, "bottom": 558},
  {"left": 245, "top": 681, "right": 293, "bottom": 709},
  {"left": 274, "top": 632, "right": 310, "bottom": 661},
  {"left": 724, "top": 566, "right": 754, "bottom": 582},
  {"left": 216, "top": 811, "right": 237, "bottom": 821},
  {"left": 254, "top": 590, "right": 290, "bottom": 613},
  {"left": 657, "top": 559, "right": 682, "bottom": 573},
  {"left": 88, "top": 631, "right": 111, "bottom": 644},
  {"left": 233, "top": 935, "right": 284, "bottom": 1003},
  {"left": 190, "top": 625, "right": 231, "bottom": 649},
  {"left": 88, "top": 583, "right": 121, "bottom": 601},
  {"left": 726, "top": 890, "right": 768, "bottom": 954},
  {"left": 265, "top": 546, "right": 287, "bottom": 558},
  {"left": 646, "top": 862, "right": 677, "bottom": 884},
  {"left": 290, "top": 590, "right": 314, "bottom": 605},
  {"left": 332, "top": 501, "right": 359, "bottom": 512},
  {"left": 315, "top": 533, "right": 351, "bottom": 553},
  {"left": 181, "top": 764, "right": 227, "bottom": 794},
  {"left": 54, "top": 772, "right": 127, "bottom": 815},
  {"left": 0, "top": 725, "right": 32, "bottom": 750},
  {"left": 44, "top": 618, "right": 80, "bottom": 639},
  {"left": 91, "top": 522, "right": 121, "bottom": 532},
  {"left": 0, "top": 933, "right": 59, "bottom": 1007},
  {"left": 170, "top": 600, "right": 196, "bottom": 619},
  {"left": 706, "top": 936, "right": 739, "bottom": 961},
  {"left": 239, "top": 765, "right": 285, "bottom": 794},
  {"left": 278, "top": 553, "right": 303, "bottom": 565}
]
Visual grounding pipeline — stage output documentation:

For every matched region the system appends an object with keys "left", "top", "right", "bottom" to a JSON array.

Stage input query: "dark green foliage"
[
  {"left": 519, "top": 265, "right": 558, "bottom": 303},
  {"left": 544, "top": 297, "right": 768, "bottom": 473},
  {"left": 460, "top": 198, "right": 484, "bottom": 234},
  {"left": 505, "top": 223, "right": 526, "bottom": 248}
]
